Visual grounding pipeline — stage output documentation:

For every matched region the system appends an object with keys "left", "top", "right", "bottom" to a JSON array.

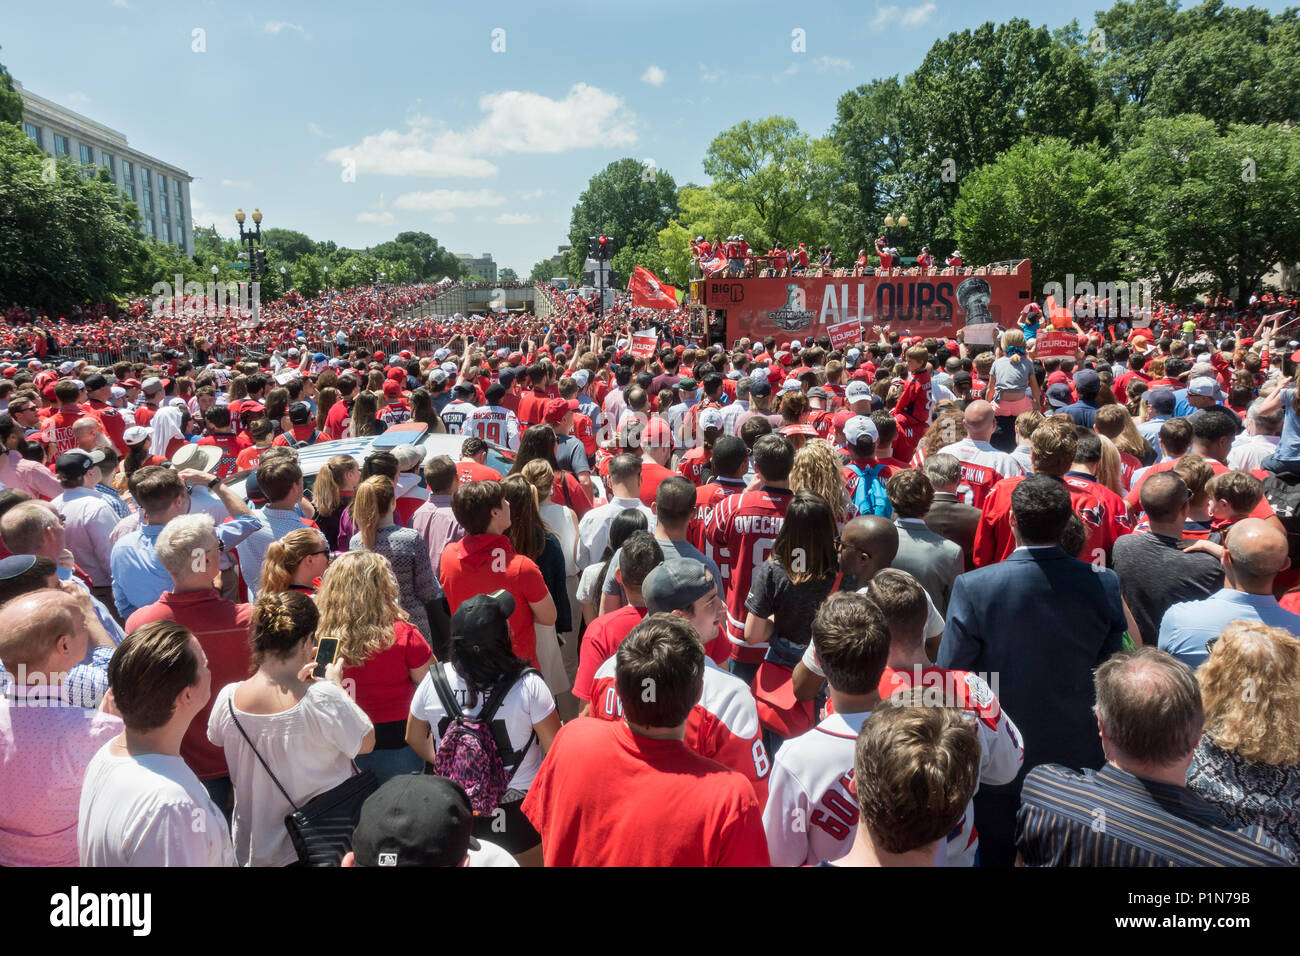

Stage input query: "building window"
[
  {"left": 142, "top": 190, "right": 153, "bottom": 214},
  {"left": 23, "top": 123, "right": 42, "bottom": 147},
  {"left": 162, "top": 221, "right": 171, "bottom": 243},
  {"left": 53, "top": 134, "right": 70, "bottom": 156},
  {"left": 141, "top": 168, "right": 151, "bottom": 188},
  {"left": 122, "top": 160, "right": 133, "bottom": 181},
  {"left": 101, "top": 152, "right": 115, "bottom": 177},
  {"left": 175, "top": 199, "right": 184, "bottom": 220},
  {"left": 174, "top": 179, "right": 182, "bottom": 199},
  {"left": 124, "top": 182, "right": 135, "bottom": 201},
  {"left": 145, "top": 218, "right": 154, "bottom": 237},
  {"left": 160, "top": 192, "right": 168, "bottom": 217},
  {"left": 79, "top": 144, "right": 94, "bottom": 165}
]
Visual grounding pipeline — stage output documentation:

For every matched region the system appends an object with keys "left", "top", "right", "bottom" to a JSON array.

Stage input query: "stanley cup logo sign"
[
  {"left": 768, "top": 284, "right": 814, "bottom": 332},
  {"left": 956, "top": 276, "right": 993, "bottom": 324}
]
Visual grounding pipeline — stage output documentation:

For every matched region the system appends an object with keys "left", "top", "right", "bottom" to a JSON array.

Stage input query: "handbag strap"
[
  {"left": 227, "top": 697, "right": 300, "bottom": 812},
  {"left": 428, "top": 662, "right": 463, "bottom": 720}
]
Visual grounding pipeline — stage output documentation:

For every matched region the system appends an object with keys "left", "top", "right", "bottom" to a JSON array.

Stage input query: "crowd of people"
[{"left": 2, "top": 282, "right": 1300, "bottom": 869}]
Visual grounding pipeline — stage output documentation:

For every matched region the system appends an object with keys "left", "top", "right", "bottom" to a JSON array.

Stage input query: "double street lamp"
[{"left": 236, "top": 207, "right": 265, "bottom": 320}]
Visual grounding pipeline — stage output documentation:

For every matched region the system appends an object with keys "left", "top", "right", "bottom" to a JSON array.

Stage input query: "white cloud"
[
  {"left": 699, "top": 62, "right": 723, "bottom": 83},
  {"left": 264, "top": 21, "right": 304, "bottom": 35},
  {"left": 220, "top": 178, "right": 252, "bottom": 189},
  {"left": 439, "top": 83, "right": 637, "bottom": 155},
  {"left": 430, "top": 212, "right": 455, "bottom": 223},
  {"left": 325, "top": 122, "right": 498, "bottom": 179},
  {"left": 773, "top": 62, "right": 799, "bottom": 82},
  {"left": 356, "top": 211, "right": 394, "bottom": 224},
  {"left": 111, "top": 0, "right": 129, "bottom": 7},
  {"left": 641, "top": 65, "right": 666, "bottom": 87},
  {"left": 392, "top": 189, "right": 505, "bottom": 211},
  {"left": 814, "top": 55, "right": 853, "bottom": 73},
  {"left": 66, "top": 90, "right": 90, "bottom": 104},
  {"left": 870, "top": 3, "right": 935, "bottom": 30},
  {"left": 493, "top": 213, "right": 538, "bottom": 225},
  {"left": 307, "top": 122, "right": 328, "bottom": 138},
  {"left": 519, "top": 188, "right": 548, "bottom": 200}
]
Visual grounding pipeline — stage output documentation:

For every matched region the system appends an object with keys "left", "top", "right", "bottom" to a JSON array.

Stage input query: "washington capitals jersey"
[
  {"left": 588, "top": 656, "right": 770, "bottom": 805},
  {"left": 705, "top": 487, "right": 793, "bottom": 650}
]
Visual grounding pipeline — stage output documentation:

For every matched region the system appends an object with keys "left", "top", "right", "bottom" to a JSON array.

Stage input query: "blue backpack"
[{"left": 847, "top": 463, "right": 892, "bottom": 518}]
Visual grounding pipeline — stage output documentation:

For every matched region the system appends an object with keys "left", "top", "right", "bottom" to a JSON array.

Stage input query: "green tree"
[
  {"left": 563, "top": 158, "right": 679, "bottom": 279},
  {"left": 895, "top": 19, "right": 1104, "bottom": 238},
  {"left": 499, "top": 267, "right": 519, "bottom": 283},
  {"left": 530, "top": 259, "right": 560, "bottom": 282},
  {"left": 952, "top": 136, "right": 1119, "bottom": 296},
  {"left": 0, "top": 53, "right": 23, "bottom": 127},
  {"left": 261, "top": 228, "right": 315, "bottom": 264},
  {"left": 292, "top": 254, "right": 326, "bottom": 299},
  {"left": 701, "top": 116, "right": 844, "bottom": 251},
  {"left": 0, "top": 124, "right": 144, "bottom": 307},
  {"left": 830, "top": 78, "right": 906, "bottom": 249}
]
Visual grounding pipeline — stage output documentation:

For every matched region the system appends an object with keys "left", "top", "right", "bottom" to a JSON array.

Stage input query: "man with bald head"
[
  {"left": 936, "top": 399, "right": 1023, "bottom": 508},
  {"left": 1158, "top": 517, "right": 1300, "bottom": 668},
  {"left": 0, "top": 588, "right": 123, "bottom": 866}
]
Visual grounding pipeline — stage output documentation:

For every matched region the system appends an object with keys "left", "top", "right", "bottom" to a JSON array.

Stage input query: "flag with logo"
[{"left": 629, "top": 266, "right": 678, "bottom": 309}]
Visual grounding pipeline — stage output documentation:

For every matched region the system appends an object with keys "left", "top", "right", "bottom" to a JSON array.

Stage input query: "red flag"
[{"left": 630, "top": 266, "right": 678, "bottom": 309}]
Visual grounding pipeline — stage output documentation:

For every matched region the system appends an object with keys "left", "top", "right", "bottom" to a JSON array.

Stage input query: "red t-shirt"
[
  {"left": 973, "top": 474, "right": 1131, "bottom": 567},
  {"left": 521, "top": 718, "right": 769, "bottom": 867},
  {"left": 323, "top": 399, "right": 352, "bottom": 441},
  {"left": 42, "top": 408, "right": 83, "bottom": 457},
  {"left": 638, "top": 460, "right": 677, "bottom": 508},
  {"left": 572, "top": 604, "right": 647, "bottom": 700},
  {"left": 457, "top": 460, "right": 503, "bottom": 485},
  {"left": 124, "top": 590, "right": 254, "bottom": 780},
  {"left": 198, "top": 432, "right": 252, "bottom": 478},
  {"left": 440, "top": 533, "right": 549, "bottom": 664},
  {"left": 235, "top": 444, "right": 268, "bottom": 473},
  {"left": 343, "top": 620, "right": 432, "bottom": 725}
]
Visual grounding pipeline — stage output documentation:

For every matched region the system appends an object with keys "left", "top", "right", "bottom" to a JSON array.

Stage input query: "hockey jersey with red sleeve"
[{"left": 588, "top": 655, "right": 771, "bottom": 807}]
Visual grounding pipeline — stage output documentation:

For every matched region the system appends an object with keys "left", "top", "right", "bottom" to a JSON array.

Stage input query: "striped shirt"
[{"left": 1016, "top": 763, "right": 1296, "bottom": 866}]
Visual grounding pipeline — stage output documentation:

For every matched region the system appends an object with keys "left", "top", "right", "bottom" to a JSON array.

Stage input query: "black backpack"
[{"left": 1261, "top": 471, "right": 1300, "bottom": 563}]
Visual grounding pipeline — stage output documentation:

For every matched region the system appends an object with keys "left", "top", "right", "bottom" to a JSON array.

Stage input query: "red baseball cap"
[
  {"left": 386, "top": 367, "right": 406, "bottom": 382},
  {"left": 382, "top": 380, "right": 401, "bottom": 398},
  {"left": 640, "top": 416, "right": 673, "bottom": 447},
  {"left": 373, "top": 351, "right": 385, "bottom": 361},
  {"left": 544, "top": 397, "right": 578, "bottom": 424},
  {"left": 832, "top": 409, "right": 856, "bottom": 433}
]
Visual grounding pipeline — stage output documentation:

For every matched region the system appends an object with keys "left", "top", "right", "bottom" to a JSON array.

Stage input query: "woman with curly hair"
[
  {"left": 1187, "top": 621, "right": 1300, "bottom": 854},
  {"left": 258, "top": 527, "right": 331, "bottom": 597},
  {"left": 316, "top": 551, "right": 432, "bottom": 783},
  {"left": 206, "top": 590, "right": 374, "bottom": 866},
  {"left": 790, "top": 438, "right": 853, "bottom": 525}
]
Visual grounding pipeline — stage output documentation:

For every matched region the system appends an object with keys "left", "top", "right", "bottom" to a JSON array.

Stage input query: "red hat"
[
  {"left": 543, "top": 397, "right": 578, "bottom": 425},
  {"left": 123, "top": 378, "right": 141, "bottom": 388},
  {"left": 778, "top": 352, "right": 792, "bottom": 366},
  {"left": 382, "top": 380, "right": 401, "bottom": 398},
  {"left": 780, "top": 423, "right": 819, "bottom": 438},
  {"left": 386, "top": 367, "right": 406, "bottom": 382},
  {"left": 508, "top": 351, "right": 524, "bottom": 365},
  {"left": 640, "top": 416, "right": 673, "bottom": 447},
  {"left": 400, "top": 350, "right": 412, "bottom": 359},
  {"left": 832, "top": 408, "right": 856, "bottom": 433},
  {"left": 673, "top": 344, "right": 685, "bottom": 356},
  {"left": 373, "top": 351, "right": 385, "bottom": 361},
  {"left": 1, "top": 367, "right": 14, "bottom": 379},
  {"left": 41, "top": 384, "right": 55, "bottom": 401}
]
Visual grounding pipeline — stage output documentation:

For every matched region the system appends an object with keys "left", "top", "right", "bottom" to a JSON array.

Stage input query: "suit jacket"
[
  {"left": 924, "top": 492, "right": 979, "bottom": 568},
  {"left": 892, "top": 518, "right": 964, "bottom": 616},
  {"left": 937, "top": 546, "right": 1126, "bottom": 780}
]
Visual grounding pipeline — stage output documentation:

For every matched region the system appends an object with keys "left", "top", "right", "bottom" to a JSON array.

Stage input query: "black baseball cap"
[
  {"left": 450, "top": 590, "right": 514, "bottom": 648},
  {"left": 55, "top": 449, "right": 106, "bottom": 480},
  {"left": 643, "top": 558, "right": 714, "bottom": 614},
  {"left": 84, "top": 374, "right": 109, "bottom": 392},
  {"left": 350, "top": 775, "right": 479, "bottom": 867},
  {"left": 288, "top": 402, "right": 312, "bottom": 425},
  {"left": 453, "top": 381, "right": 476, "bottom": 396}
]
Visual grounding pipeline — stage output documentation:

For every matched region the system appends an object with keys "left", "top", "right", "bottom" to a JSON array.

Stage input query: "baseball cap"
[
  {"left": 1145, "top": 389, "right": 1176, "bottom": 415},
  {"left": 832, "top": 408, "right": 856, "bottom": 434},
  {"left": 122, "top": 425, "right": 152, "bottom": 446},
  {"left": 807, "top": 386, "right": 828, "bottom": 401},
  {"left": 544, "top": 398, "right": 578, "bottom": 424},
  {"left": 779, "top": 378, "right": 802, "bottom": 394},
  {"left": 677, "top": 377, "right": 698, "bottom": 391},
  {"left": 453, "top": 381, "right": 476, "bottom": 397},
  {"left": 141, "top": 376, "right": 163, "bottom": 394},
  {"left": 780, "top": 423, "right": 819, "bottom": 439},
  {"left": 0, "top": 554, "right": 38, "bottom": 582},
  {"left": 844, "top": 380, "right": 872, "bottom": 404},
  {"left": 952, "top": 370, "right": 973, "bottom": 386},
  {"left": 429, "top": 369, "right": 449, "bottom": 386},
  {"left": 451, "top": 591, "right": 515, "bottom": 648},
  {"left": 350, "top": 775, "right": 479, "bottom": 867},
  {"left": 1073, "top": 369, "right": 1100, "bottom": 391},
  {"left": 698, "top": 407, "right": 724, "bottom": 432},
  {"left": 54, "top": 449, "right": 106, "bottom": 480},
  {"left": 289, "top": 402, "right": 312, "bottom": 425},
  {"left": 1046, "top": 382, "right": 1073, "bottom": 408},
  {"left": 643, "top": 558, "right": 715, "bottom": 615},
  {"left": 84, "top": 373, "right": 109, "bottom": 392},
  {"left": 843, "top": 415, "right": 878, "bottom": 446},
  {"left": 846, "top": 347, "right": 862, "bottom": 366},
  {"left": 441, "top": 361, "right": 457, "bottom": 375},
  {"left": 497, "top": 367, "right": 516, "bottom": 385},
  {"left": 382, "top": 380, "right": 402, "bottom": 398},
  {"left": 640, "top": 417, "right": 673, "bottom": 447},
  {"left": 572, "top": 369, "right": 591, "bottom": 388},
  {"left": 122, "top": 378, "right": 141, "bottom": 389},
  {"left": 748, "top": 377, "right": 772, "bottom": 398},
  {"left": 1188, "top": 376, "right": 1224, "bottom": 398}
]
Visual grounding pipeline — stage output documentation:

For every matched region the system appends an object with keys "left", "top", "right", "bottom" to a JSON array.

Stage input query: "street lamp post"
[
  {"left": 236, "top": 207, "right": 264, "bottom": 321},
  {"left": 280, "top": 266, "right": 288, "bottom": 294},
  {"left": 210, "top": 264, "right": 219, "bottom": 317}
]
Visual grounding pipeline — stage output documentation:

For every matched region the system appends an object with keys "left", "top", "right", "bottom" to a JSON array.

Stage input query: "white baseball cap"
[
  {"left": 845, "top": 380, "right": 872, "bottom": 404},
  {"left": 843, "top": 415, "right": 878, "bottom": 447},
  {"left": 699, "top": 407, "right": 724, "bottom": 432},
  {"left": 1188, "top": 376, "right": 1224, "bottom": 399},
  {"left": 123, "top": 425, "right": 152, "bottom": 446},
  {"left": 572, "top": 369, "right": 591, "bottom": 388}
]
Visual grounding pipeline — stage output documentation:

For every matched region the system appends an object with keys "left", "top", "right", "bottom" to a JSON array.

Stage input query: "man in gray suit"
[
  {"left": 920, "top": 453, "right": 980, "bottom": 571},
  {"left": 887, "top": 469, "right": 963, "bottom": 616}
]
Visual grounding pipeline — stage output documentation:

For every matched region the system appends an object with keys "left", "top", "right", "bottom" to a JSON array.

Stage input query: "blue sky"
[{"left": 5, "top": 0, "right": 1293, "bottom": 275}]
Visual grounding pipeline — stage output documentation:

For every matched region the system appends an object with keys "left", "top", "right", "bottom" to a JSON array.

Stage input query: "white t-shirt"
[
  {"left": 207, "top": 680, "right": 374, "bottom": 867},
  {"left": 78, "top": 744, "right": 234, "bottom": 867},
  {"left": 539, "top": 502, "right": 580, "bottom": 577},
  {"left": 409, "top": 664, "right": 555, "bottom": 791},
  {"left": 468, "top": 838, "right": 520, "bottom": 867}
]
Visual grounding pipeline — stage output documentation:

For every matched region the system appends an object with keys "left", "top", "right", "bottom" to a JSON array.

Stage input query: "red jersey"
[
  {"left": 572, "top": 412, "right": 596, "bottom": 458},
  {"left": 801, "top": 408, "right": 833, "bottom": 440},
  {"left": 520, "top": 718, "right": 768, "bottom": 867},
  {"left": 589, "top": 656, "right": 770, "bottom": 805},
  {"left": 456, "top": 460, "right": 503, "bottom": 485},
  {"left": 87, "top": 399, "right": 127, "bottom": 455},
  {"left": 677, "top": 447, "right": 709, "bottom": 486},
  {"left": 516, "top": 388, "right": 550, "bottom": 430},
  {"left": 234, "top": 444, "right": 268, "bottom": 473},
  {"left": 342, "top": 620, "right": 432, "bottom": 724},
  {"left": 687, "top": 478, "right": 747, "bottom": 560},
  {"left": 572, "top": 604, "right": 647, "bottom": 701},
  {"left": 705, "top": 486, "right": 794, "bottom": 662},
  {"left": 133, "top": 402, "right": 160, "bottom": 428},
  {"left": 972, "top": 474, "right": 1131, "bottom": 567},
  {"left": 198, "top": 432, "right": 252, "bottom": 478},
  {"left": 892, "top": 371, "right": 933, "bottom": 462},
  {"left": 322, "top": 399, "right": 352, "bottom": 441},
  {"left": 41, "top": 408, "right": 83, "bottom": 457},
  {"left": 226, "top": 399, "right": 264, "bottom": 434},
  {"left": 638, "top": 460, "right": 676, "bottom": 508}
]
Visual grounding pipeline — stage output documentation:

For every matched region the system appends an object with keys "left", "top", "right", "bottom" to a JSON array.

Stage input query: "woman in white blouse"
[{"left": 207, "top": 591, "right": 375, "bottom": 867}]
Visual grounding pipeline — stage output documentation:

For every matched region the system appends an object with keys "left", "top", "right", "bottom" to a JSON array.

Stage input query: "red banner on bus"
[{"left": 693, "top": 261, "right": 1031, "bottom": 346}]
